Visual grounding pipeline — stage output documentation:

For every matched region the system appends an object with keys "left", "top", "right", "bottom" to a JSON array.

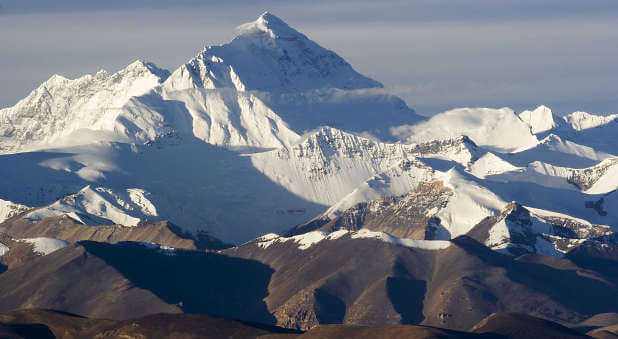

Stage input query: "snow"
[
  {"left": 326, "top": 229, "right": 350, "bottom": 240},
  {"left": 564, "top": 111, "right": 618, "bottom": 131},
  {"left": 25, "top": 185, "right": 158, "bottom": 227},
  {"left": 525, "top": 206, "right": 603, "bottom": 227},
  {"left": 504, "top": 133, "right": 613, "bottom": 168},
  {"left": 534, "top": 236, "right": 565, "bottom": 257},
  {"left": 0, "top": 242, "right": 8, "bottom": 256},
  {"left": 486, "top": 219, "right": 510, "bottom": 249},
  {"left": 323, "top": 159, "right": 434, "bottom": 219},
  {"left": 138, "top": 242, "right": 177, "bottom": 256},
  {"left": 292, "top": 231, "right": 330, "bottom": 250},
  {"left": 350, "top": 229, "right": 451, "bottom": 249},
  {"left": 253, "top": 229, "right": 450, "bottom": 250},
  {"left": 164, "top": 12, "right": 383, "bottom": 93},
  {"left": 0, "top": 12, "right": 615, "bottom": 249},
  {"left": 255, "top": 233, "right": 281, "bottom": 249},
  {"left": 250, "top": 127, "right": 426, "bottom": 207},
  {"left": 255, "top": 232, "right": 328, "bottom": 250},
  {"left": 518, "top": 105, "right": 556, "bottom": 134},
  {"left": 582, "top": 158, "right": 618, "bottom": 194},
  {"left": 391, "top": 107, "right": 539, "bottom": 152},
  {"left": 0, "top": 60, "right": 169, "bottom": 154},
  {"left": 19, "top": 237, "right": 70, "bottom": 255},
  {"left": 470, "top": 152, "right": 521, "bottom": 178},
  {"left": 484, "top": 203, "right": 613, "bottom": 257},
  {"left": 434, "top": 169, "right": 507, "bottom": 238},
  {"left": 0, "top": 198, "right": 29, "bottom": 223}
]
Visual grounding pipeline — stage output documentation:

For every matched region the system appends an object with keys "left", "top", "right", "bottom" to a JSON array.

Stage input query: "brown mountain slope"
[
  {"left": 0, "top": 243, "right": 181, "bottom": 319},
  {"left": 288, "top": 181, "right": 453, "bottom": 239},
  {"left": 0, "top": 214, "right": 230, "bottom": 250},
  {"left": 1, "top": 309, "right": 601, "bottom": 339},
  {"left": 0, "top": 241, "right": 275, "bottom": 322},
  {"left": 0, "top": 236, "right": 616, "bottom": 331},
  {"left": 470, "top": 313, "right": 588, "bottom": 338},
  {"left": 226, "top": 234, "right": 618, "bottom": 330},
  {"left": 0, "top": 309, "right": 300, "bottom": 339}
]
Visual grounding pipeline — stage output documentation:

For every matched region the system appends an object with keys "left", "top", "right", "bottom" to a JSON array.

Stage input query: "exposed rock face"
[
  {"left": 567, "top": 158, "right": 618, "bottom": 191},
  {"left": 289, "top": 181, "right": 453, "bottom": 239},
  {"left": 468, "top": 202, "right": 615, "bottom": 257},
  {"left": 0, "top": 214, "right": 230, "bottom": 251}
]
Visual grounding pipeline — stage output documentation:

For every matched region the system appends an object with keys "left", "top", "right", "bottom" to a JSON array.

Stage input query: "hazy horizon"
[{"left": 1, "top": 0, "right": 617, "bottom": 116}]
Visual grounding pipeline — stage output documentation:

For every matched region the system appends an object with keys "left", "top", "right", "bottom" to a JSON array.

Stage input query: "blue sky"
[{"left": 1, "top": 0, "right": 617, "bottom": 116}]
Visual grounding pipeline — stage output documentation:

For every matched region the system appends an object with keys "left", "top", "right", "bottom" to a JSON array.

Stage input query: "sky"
[{"left": 1, "top": 0, "right": 617, "bottom": 116}]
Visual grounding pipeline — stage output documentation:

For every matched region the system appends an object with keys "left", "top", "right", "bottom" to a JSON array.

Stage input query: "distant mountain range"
[{"left": 0, "top": 12, "right": 616, "bottom": 336}]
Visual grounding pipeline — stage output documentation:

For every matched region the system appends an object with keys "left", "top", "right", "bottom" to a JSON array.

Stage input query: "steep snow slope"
[
  {"left": 518, "top": 105, "right": 557, "bottom": 134},
  {"left": 432, "top": 169, "right": 508, "bottom": 238},
  {"left": 19, "top": 237, "right": 70, "bottom": 255},
  {"left": 160, "top": 12, "right": 421, "bottom": 144},
  {"left": 478, "top": 155, "right": 618, "bottom": 195},
  {"left": 0, "top": 61, "right": 170, "bottom": 154},
  {"left": 477, "top": 203, "right": 614, "bottom": 257},
  {"left": 470, "top": 153, "right": 522, "bottom": 178},
  {"left": 392, "top": 107, "right": 538, "bottom": 152},
  {"left": 409, "top": 136, "right": 482, "bottom": 168},
  {"left": 300, "top": 167, "right": 508, "bottom": 241},
  {"left": 505, "top": 134, "right": 613, "bottom": 168},
  {"left": 25, "top": 185, "right": 159, "bottom": 226},
  {"left": 564, "top": 111, "right": 618, "bottom": 131},
  {"left": 250, "top": 127, "right": 422, "bottom": 205},
  {"left": 0, "top": 199, "right": 29, "bottom": 224},
  {"left": 158, "top": 87, "right": 301, "bottom": 149},
  {"left": 0, "top": 12, "right": 422, "bottom": 154},
  {"left": 320, "top": 159, "right": 435, "bottom": 220},
  {"left": 0, "top": 12, "right": 616, "bottom": 246},
  {"left": 163, "top": 12, "right": 382, "bottom": 93}
]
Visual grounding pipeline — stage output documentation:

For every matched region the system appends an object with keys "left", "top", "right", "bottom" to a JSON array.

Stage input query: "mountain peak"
[
  {"left": 236, "top": 12, "right": 301, "bottom": 40},
  {"left": 121, "top": 59, "right": 170, "bottom": 82},
  {"left": 165, "top": 12, "right": 382, "bottom": 92},
  {"left": 518, "top": 105, "right": 556, "bottom": 134}
]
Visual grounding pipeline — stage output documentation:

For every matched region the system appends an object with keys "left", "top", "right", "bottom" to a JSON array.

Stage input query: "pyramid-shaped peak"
[
  {"left": 533, "top": 104, "right": 552, "bottom": 113},
  {"left": 121, "top": 59, "right": 170, "bottom": 81},
  {"left": 257, "top": 11, "right": 289, "bottom": 29},
  {"left": 236, "top": 12, "right": 303, "bottom": 39},
  {"left": 166, "top": 12, "right": 382, "bottom": 92},
  {"left": 518, "top": 105, "right": 556, "bottom": 134}
]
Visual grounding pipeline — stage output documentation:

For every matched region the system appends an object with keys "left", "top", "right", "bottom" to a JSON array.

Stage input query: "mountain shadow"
[
  {"left": 0, "top": 323, "right": 55, "bottom": 339},
  {"left": 313, "top": 288, "right": 346, "bottom": 324},
  {"left": 386, "top": 259, "right": 426, "bottom": 324},
  {"left": 450, "top": 236, "right": 618, "bottom": 317},
  {"left": 80, "top": 241, "right": 276, "bottom": 325}
]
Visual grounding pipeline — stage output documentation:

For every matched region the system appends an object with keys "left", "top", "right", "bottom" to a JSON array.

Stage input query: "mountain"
[
  {"left": 1, "top": 309, "right": 602, "bottom": 339},
  {"left": 1, "top": 13, "right": 615, "bottom": 246},
  {"left": 0, "top": 12, "right": 617, "bottom": 335},
  {"left": 518, "top": 105, "right": 558, "bottom": 134},
  {"left": 0, "top": 235, "right": 615, "bottom": 333},
  {"left": 0, "top": 13, "right": 426, "bottom": 244}
]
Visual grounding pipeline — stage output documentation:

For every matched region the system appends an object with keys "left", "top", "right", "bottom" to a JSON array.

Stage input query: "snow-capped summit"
[
  {"left": 236, "top": 11, "right": 302, "bottom": 39},
  {"left": 0, "top": 12, "right": 615, "bottom": 248},
  {"left": 393, "top": 107, "right": 538, "bottom": 152},
  {"left": 518, "top": 105, "right": 557, "bottom": 134},
  {"left": 0, "top": 59, "right": 170, "bottom": 153},
  {"left": 563, "top": 110, "right": 618, "bottom": 131},
  {"left": 164, "top": 12, "right": 382, "bottom": 92}
]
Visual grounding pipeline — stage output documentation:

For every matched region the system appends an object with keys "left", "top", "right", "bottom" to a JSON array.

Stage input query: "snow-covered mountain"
[{"left": 0, "top": 13, "right": 616, "bottom": 251}]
